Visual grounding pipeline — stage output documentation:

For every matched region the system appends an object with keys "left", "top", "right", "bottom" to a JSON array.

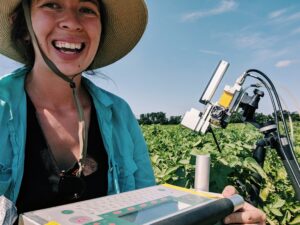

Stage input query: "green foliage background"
[{"left": 141, "top": 122, "right": 300, "bottom": 225}]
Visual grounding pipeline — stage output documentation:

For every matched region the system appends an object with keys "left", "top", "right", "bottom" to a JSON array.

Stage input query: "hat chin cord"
[{"left": 22, "top": 0, "right": 87, "bottom": 177}]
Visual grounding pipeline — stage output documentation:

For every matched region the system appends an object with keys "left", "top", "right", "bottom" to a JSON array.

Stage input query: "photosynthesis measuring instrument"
[
  {"left": 19, "top": 184, "right": 244, "bottom": 225},
  {"left": 181, "top": 60, "right": 300, "bottom": 202}
]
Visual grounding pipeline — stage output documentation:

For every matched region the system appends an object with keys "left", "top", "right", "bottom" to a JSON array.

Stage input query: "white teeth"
[{"left": 54, "top": 41, "right": 83, "bottom": 50}]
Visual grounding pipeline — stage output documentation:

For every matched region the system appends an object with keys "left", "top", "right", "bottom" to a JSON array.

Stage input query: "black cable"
[
  {"left": 246, "top": 69, "right": 295, "bottom": 155},
  {"left": 244, "top": 72, "right": 288, "bottom": 151},
  {"left": 244, "top": 73, "right": 282, "bottom": 152},
  {"left": 244, "top": 74, "right": 279, "bottom": 130},
  {"left": 244, "top": 70, "right": 300, "bottom": 191},
  {"left": 208, "top": 126, "right": 222, "bottom": 153}
]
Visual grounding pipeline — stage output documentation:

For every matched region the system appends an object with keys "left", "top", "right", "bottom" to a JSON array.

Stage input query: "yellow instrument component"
[
  {"left": 162, "top": 183, "right": 222, "bottom": 199},
  {"left": 45, "top": 221, "right": 61, "bottom": 225},
  {"left": 218, "top": 90, "right": 234, "bottom": 108}
]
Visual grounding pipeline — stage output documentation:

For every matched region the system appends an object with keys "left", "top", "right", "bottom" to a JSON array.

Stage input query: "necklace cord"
[{"left": 22, "top": 0, "right": 88, "bottom": 177}]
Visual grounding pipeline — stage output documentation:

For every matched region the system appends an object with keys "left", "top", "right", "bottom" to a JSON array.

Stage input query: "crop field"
[{"left": 142, "top": 122, "right": 300, "bottom": 225}]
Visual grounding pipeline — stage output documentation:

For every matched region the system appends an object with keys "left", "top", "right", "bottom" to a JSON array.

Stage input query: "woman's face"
[{"left": 30, "top": 0, "right": 101, "bottom": 76}]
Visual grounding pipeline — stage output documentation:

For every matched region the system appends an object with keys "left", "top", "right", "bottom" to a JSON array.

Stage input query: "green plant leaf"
[
  {"left": 270, "top": 208, "right": 283, "bottom": 217},
  {"left": 289, "top": 215, "right": 300, "bottom": 224},
  {"left": 260, "top": 185, "right": 270, "bottom": 202},
  {"left": 179, "top": 159, "right": 189, "bottom": 165},
  {"left": 290, "top": 206, "right": 300, "bottom": 213},
  {"left": 272, "top": 198, "right": 286, "bottom": 209},
  {"left": 243, "top": 157, "right": 268, "bottom": 180},
  {"left": 151, "top": 155, "right": 159, "bottom": 163},
  {"left": 266, "top": 218, "right": 277, "bottom": 225}
]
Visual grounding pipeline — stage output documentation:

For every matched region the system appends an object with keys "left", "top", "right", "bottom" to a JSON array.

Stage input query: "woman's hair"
[
  {"left": 11, "top": 3, "right": 35, "bottom": 67},
  {"left": 10, "top": 0, "right": 105, "bottom": 69}
]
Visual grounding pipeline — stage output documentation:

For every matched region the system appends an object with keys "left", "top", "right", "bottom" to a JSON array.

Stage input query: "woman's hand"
[{"left": 222, "top": 186, "right": 266, "bottom": 225}]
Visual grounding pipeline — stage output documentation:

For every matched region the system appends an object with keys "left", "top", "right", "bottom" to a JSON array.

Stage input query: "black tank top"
[{"left": 16, "top": 93, "right": 108, "bottom": 214}]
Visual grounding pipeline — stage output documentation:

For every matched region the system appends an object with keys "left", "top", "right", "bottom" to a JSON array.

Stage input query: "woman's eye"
[
  {"left": 42, "top": 2, "right": 61, "bottom": 9},
  {"left": 80, "top": 7, "right": 98, "bottom": 15}
]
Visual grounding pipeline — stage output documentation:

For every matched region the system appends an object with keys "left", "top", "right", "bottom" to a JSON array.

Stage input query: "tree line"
[
  {"left": 138, "top": 112, "right": 181, "bottom": 125},
  {"left": 138, "top": 111, "right": 300, "bottom": 125}
]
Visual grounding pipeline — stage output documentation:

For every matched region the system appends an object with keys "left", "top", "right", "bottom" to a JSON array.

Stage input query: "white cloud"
[
  {"left": 275, "top": 59, "right": 297, "bottom": 68},
  {"left": 199, "top": 49, "right": 222, "bottom": 56},
  {"left": 235, "top": 33, "right": 278, "bottom": 49},
  {"left": 269, "top": 7, "right": 300, "bottom": 24},
  {"left": 288, "top": 12, "right": 300, "bottom": 21},
  {"left": 236, "top": 34, "right": 260, "bottom": 48},
  {"left": 268, "top": 8, "right": 288, "bottom": 19},
  {"left": 181, "top": 0, "right": 238, "bottom": 22}
]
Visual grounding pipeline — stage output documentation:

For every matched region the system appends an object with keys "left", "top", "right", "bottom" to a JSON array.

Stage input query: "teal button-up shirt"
[{"left": 0, "top": 67, "right": 155, "bottom": 203}]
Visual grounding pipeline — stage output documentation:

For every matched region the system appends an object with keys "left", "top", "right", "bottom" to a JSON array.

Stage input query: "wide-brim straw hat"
[{"left": 0, "top": 0, "right": 148, "bottom": 69}]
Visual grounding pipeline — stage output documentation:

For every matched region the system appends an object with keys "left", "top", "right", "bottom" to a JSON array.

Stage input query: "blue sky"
[{"left": 1, "top": 0, "right": 300, "bottom": 117}]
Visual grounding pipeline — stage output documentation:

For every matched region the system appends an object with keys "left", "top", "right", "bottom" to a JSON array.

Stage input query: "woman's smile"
[
  {"left": 52, "top": 41, "right": 85, "bottom": 54},
  {"left": 51, "top": 39, "right": 87, "bottom": 61},
  {"left": 52, "top": 40, "right": 86, "bottom": 61}
]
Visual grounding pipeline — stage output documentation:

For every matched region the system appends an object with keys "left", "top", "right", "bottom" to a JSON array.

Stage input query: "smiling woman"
[{"left": 0, "top": 0, "right": 155, "bottom": 223}]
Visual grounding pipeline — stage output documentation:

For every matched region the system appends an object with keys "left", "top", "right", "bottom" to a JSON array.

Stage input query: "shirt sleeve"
[{"left": 125, "top": 103, "right": 156, "bottom": 189}]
